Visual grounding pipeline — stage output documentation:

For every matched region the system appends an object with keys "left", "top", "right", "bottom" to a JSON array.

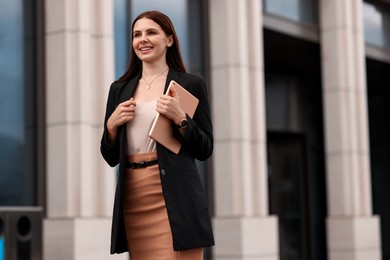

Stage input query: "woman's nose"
[{"left": 140, "top": 33, "right": 148, "bottom": 43}]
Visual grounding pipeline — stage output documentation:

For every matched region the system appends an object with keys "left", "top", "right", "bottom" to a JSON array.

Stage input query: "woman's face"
[{"left": 132, "top": 17, "right": 173, "bottom": 64}]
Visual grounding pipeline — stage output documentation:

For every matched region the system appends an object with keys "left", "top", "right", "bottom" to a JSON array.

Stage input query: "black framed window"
[
  {"left": 0, "top": 0, "right": 39, "bottom": 206},
  {"left": 262, "top": 0, "right": 319, "bottom": 24},
  {"left": 363, "top": 0, "right": 390, "bottom": 49}
]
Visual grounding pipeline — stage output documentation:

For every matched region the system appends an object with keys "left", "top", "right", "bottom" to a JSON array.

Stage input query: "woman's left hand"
[{"left": 156, "top": 85, "right": 186, "bottom": 125}]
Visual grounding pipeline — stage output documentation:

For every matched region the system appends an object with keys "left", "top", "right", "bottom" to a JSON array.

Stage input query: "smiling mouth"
[{"left": 140, "top": 47, "right": 153, "bottom": 52}]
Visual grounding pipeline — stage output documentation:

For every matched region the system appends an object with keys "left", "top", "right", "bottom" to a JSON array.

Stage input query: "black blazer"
[{"left": 100, "top": 69, "right": 215, "bottom": 254}]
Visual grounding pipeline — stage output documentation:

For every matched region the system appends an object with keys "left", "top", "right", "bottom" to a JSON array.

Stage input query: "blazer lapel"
[
  {"left": 117, "top": 72, "right": 141, "bottom": 103},
  {"left": 164, "top": 69, "right": 180, "bottom": 93}
]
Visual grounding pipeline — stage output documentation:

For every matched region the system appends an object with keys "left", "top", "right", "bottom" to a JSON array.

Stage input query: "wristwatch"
[{"left": 177, "top": 118, "right": 188, "bottom": 128}]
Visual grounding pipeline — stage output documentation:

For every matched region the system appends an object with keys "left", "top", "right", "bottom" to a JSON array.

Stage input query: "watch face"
[{"left": 180, "top": 119, "right": 188, "bottom": 128}]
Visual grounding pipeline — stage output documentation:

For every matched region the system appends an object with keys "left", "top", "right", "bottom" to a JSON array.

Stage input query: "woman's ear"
[{"left": 167, "top": 35, "right": 174, "bottom": 47}]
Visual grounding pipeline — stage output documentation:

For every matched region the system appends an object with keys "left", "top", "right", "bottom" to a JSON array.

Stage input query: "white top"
[{"left": 126, "top": 100, "right": 157, "bottom": 155}]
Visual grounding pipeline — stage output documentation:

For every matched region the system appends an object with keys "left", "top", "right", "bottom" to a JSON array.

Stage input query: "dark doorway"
[
  {"left": 264, "top": 29, "right": 327, "bottom": 260},
  {"left": 367, "top": 58, "right": 390, "bottom": 260},
  {"left": 268, "top": 133, "right": 309, "bottom": 260}
]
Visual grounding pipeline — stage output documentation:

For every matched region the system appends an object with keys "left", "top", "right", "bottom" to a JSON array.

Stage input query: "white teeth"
[{"left": 140, "top": 47, "right": 152, "bottom": 51}]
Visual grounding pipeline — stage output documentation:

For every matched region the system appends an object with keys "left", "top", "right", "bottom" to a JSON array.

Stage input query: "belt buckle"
[
  {"left": 133, "top": 161, "right": 145, "bottom": 169},
  {"left": 138, "top": 161, "right": 145, "bottom": 168}
]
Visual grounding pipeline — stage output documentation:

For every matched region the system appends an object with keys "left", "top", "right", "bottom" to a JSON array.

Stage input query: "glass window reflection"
[
  {"left": 363, "top": 1, "right": 390, "bottom": 48},
  {"left": 0, "top": 0, "right": 36, "bottom": 205},
  {"left": 263, "top": 0, "right": 318, "bottom": 24},
  {"left": 114, "top": 0, "right": 129, "bottom": 79}
]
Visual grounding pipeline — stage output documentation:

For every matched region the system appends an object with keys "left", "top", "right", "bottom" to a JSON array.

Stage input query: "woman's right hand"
[{"left": 106, "top": 98, "right": 136, "bottom": 142}]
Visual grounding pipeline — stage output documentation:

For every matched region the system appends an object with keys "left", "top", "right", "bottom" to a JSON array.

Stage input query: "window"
[
  {"left": 363, "top": 0, "right": 390, "bottom": 48},
  {"left": 114, "top": 0, "right": 130, "bottom": 79},
  {"left": 0, "top": 0, "right": 37, "bottom": 205},
  {"left": 263, "top": 0, "right": 318, "bottom": 24}
]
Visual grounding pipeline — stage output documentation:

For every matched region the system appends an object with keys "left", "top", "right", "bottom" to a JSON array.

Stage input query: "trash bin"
[
  {"left": 0, "top": 212, "right": 4, "bottom": 260},
  {"left": 0, "top": 207, "right": 42, "bottom": 260}
]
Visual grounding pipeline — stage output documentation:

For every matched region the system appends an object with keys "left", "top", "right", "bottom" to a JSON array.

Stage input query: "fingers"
[
  {"left": 156, "top": 94, "right": 184, "bottom": 123},
  {"left": 169, "top": 85, "right": 178, "bottom": 98},
  {"left": 108, "top": 98, "right": 137, "bottom": 129},
  {"left": 156, "top": 95, "right": 172, "bottom": 111},
  {"left": 121, "top": 98, "right": 137, "bottom": 107},
  {"left": 117, "top": 103, "right": 136, "bottom": 119}
]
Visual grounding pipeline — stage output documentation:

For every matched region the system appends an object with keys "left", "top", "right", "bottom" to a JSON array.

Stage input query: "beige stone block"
[
  {"left": 327, "top": 217, "right": 381, "bottom": 260},
  {"left": 249, "top": 70, "right": 266, "bottom": 140},
  {"left": 326, "top": 154, "right": 352, "bottom": 215},
  {"left": 44, "top": 219, "right": 74, "bottom": 259},
  {"left": 98, "top": 146, "right": 117, "bottom": 217},
  {"left": 44, "top": 218, "right": 127, "bottom": 260},
  {"left": 78, "top": 35, "right": 94, "bottom": 123},
  {"left": 45, "top": 0, "right": 67, "bottom": 33},
  {"left": 78, "top": 125, "right": 115, "bottom": 217},
  {"left": 46, "top": 32, "right": 82, "bottom": 123},
  {"left": 46, "top": 125, "right": 69, "bottom": 217},
  {"left": 213, "top": 217, "right": 279, "bottom": 259},
  {"left": 46, "top": 33, "right": 67, "bottom": 124},
  {"left": 93, "top": 37, "right": 115, "bottom": 125},
  {"left": 323, "top": 91, "right": 349, "bottom": 153},
  {"left": 214, "top": 141, "right": 268, "bottom": 216},
  {"left": 327, "top": 216, "right": 381, "bottom": 249},
  {"left": 212, "top": 66, "right": 253, "bottom": 141},
  {"left": 211, "top": 68, "right": 236, "bottom": 140},
  {"left": 356, "top": 92, "right": 370, "bottom": 152},
  {"left": 251, "top": 142, "right": 269, "bottom": 215},
  {"left": 209, "top": 0, "right": 230, "bottom": 67},
  {"left": 210, "top": 0, "right": 243, "bottom": 67},
  {"left": 321, "top": 30, "right": 353, "bottom": 90},
  {"left": 77, "top": 0, "right": 92, "bottom": 32},
  {"left": 47, "top": 124, "right": 81, "bottom": 217},
  {"left": 95, "top": 0, "right": 114, "bottom": 36},
  {"left": 74, "top": 218, "right": 126, "bottom": 260},
  {"left": 328, "top": 251, "right": 381, "bottom": 260},
  {"left": 96, "top": 37, "right": 115, "bottom": 78},
  {"left": 320, "top": 0, "right": 352, "bottom": 30},
  {"left": 64, "top": 32, "right": 82, "bottom": 122},
  {"left": 79, "top": 125, "right": 99, "bottom": 217},
  {"left": 213, "top": 142, "right": 240, "bottom": 216}
]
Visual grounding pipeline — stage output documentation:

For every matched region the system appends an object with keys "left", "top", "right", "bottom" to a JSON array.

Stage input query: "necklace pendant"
[{"left": 142, "top": 67, "right": 168, "bottom": 91}]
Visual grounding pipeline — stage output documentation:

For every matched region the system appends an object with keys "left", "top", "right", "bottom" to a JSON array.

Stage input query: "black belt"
[{"left": 126, "top": 159, "right": 158, "bottom": 169}]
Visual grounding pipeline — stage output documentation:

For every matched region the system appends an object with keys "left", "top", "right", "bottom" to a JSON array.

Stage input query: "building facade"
[{"left": 0, "top": 0, "right": 389, "bottom": 260}]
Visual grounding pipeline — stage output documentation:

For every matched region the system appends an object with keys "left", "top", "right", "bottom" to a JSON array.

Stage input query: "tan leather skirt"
[{"left": 123, "top": 152, "right": 203, "bottom": 260}]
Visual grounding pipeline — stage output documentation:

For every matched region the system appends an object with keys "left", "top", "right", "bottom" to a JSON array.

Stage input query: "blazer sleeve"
[
  {"left": 100, "top": 83, "right": 120, "bottom": 167},
  {"left": 174, "top": 77, "right": 213, "bottom": 161}
]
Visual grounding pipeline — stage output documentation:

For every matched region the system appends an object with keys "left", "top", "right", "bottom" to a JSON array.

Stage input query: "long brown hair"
[{"left": 116, "top": 10, "right": 186, "bottom": 82}]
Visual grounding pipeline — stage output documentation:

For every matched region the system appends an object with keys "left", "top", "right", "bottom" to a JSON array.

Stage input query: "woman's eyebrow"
[{"left": 133, "top": 28, "right": 158, "bottom": 33}]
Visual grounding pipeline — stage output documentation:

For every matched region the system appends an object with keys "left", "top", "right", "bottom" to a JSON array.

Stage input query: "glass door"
[{"left": 268, "top": 133, "right": 309, "bottom": 260}]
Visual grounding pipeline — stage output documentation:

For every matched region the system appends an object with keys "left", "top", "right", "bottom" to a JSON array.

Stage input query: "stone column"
[
  {"left": 320, "top": 0, "right": 381, "bottom": 259},
  {"left": 44, "top": 0, "right": 126, "bottom": 259},
  {"left": 210, "top": 0, "right": 279, "bottom": 259}
]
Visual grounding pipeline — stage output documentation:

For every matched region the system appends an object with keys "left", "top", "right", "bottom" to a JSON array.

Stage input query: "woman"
[{"left": 100, "top": 10, "right": 214, "bottom": 259}]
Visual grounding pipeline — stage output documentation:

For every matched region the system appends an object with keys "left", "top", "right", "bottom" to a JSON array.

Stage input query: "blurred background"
[{"left": 0, "top": 0, "right": 389, "bottom": 259}]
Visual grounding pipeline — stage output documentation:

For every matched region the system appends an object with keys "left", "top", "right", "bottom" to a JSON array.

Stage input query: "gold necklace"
[{"left": 142, "top": 67, "right": 169, "bottom": 90}]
